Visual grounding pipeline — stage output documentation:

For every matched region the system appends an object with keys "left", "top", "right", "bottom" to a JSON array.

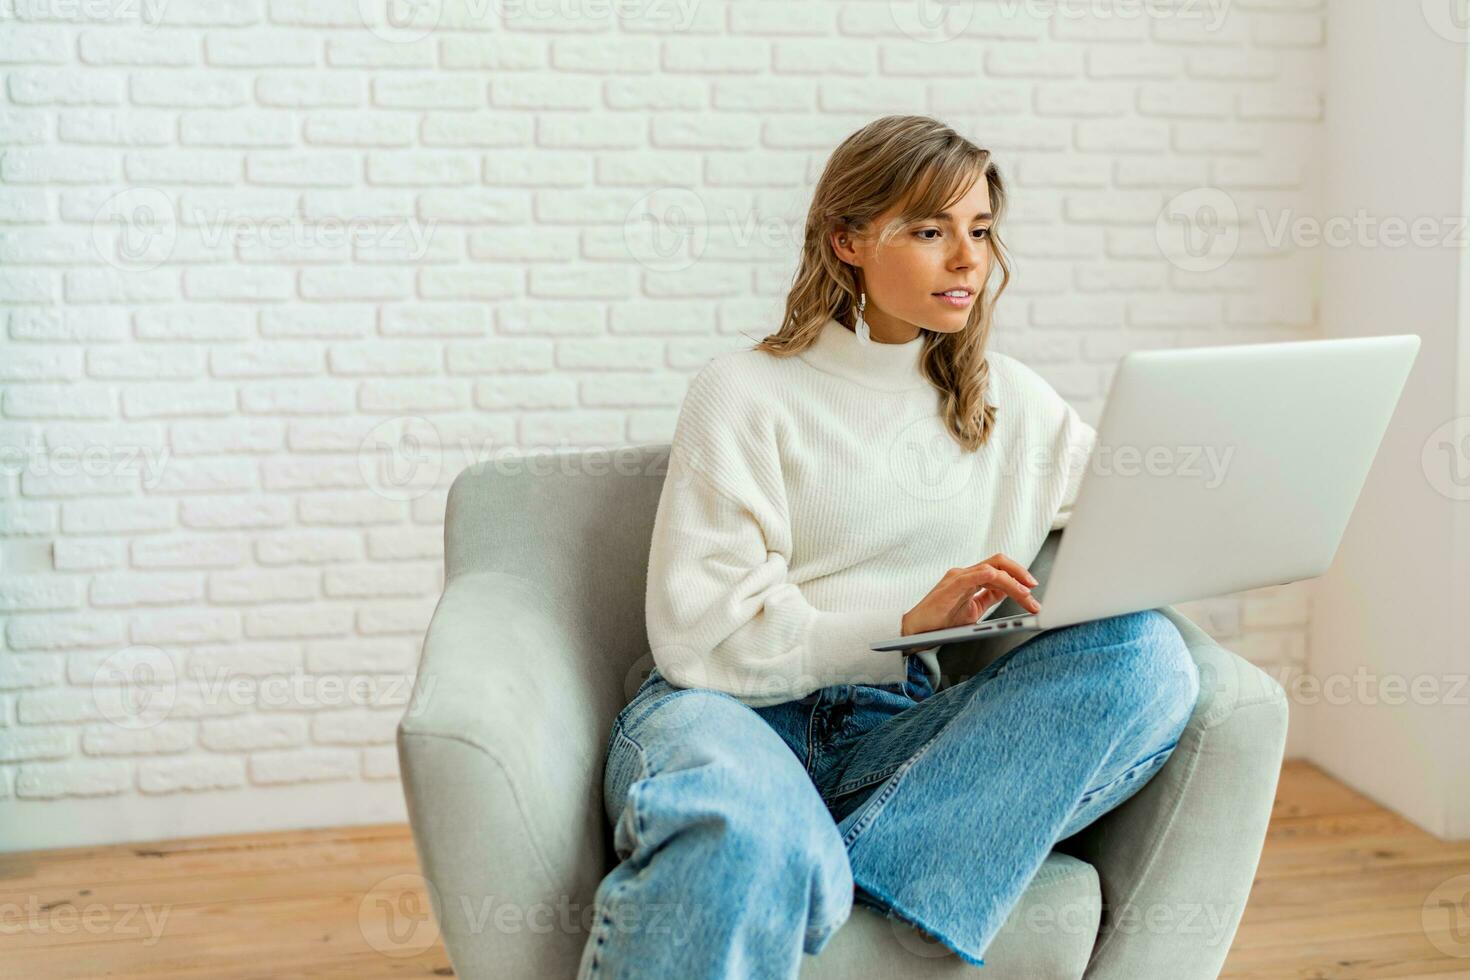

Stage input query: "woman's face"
[{"left": 832, "top": 175, "right": 994, "bottom": 343}]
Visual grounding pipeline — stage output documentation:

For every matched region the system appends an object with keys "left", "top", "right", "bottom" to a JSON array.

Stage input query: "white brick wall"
[{"left": 1, "top": 0, "right": 1324, "bottom": 851}]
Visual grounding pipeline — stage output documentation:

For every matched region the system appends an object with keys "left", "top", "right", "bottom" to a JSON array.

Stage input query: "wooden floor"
[{"left": 4, "top": 760, "right": 1468, "bottom": 979}]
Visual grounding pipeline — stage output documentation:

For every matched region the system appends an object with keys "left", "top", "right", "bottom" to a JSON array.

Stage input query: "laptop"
[{"left": 871, "top": 333, "right": 1421, "bottom": 653}]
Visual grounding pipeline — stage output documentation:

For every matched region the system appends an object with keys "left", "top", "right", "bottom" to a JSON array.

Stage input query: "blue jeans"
[{"left": 578, "top": 609, "right": 1200, "bottom": 978}]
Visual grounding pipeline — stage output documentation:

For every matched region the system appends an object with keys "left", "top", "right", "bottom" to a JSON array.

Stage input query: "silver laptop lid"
[{"left": 1037, "top": 334, "right": 1421, "bottom": 627}]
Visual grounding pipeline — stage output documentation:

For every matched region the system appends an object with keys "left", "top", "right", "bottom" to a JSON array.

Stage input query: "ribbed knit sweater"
[{"left": 645, "top": 315, "right": 1097, "bottom": 708}]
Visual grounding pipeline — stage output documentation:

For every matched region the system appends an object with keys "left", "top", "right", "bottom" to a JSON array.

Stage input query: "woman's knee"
[
  {"left": 610, "top": 689, "right": 849, "bottom": 869},
  {"left": 597, "top": 690, "right": 858, "bottom": 960},
  {"left": 1096, "top": 610, "right": 1200, "bottom": 729}
]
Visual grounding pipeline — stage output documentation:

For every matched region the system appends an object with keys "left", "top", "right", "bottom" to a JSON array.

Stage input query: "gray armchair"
[{"left": 398, "top": 445, "right": 1288, "bottom": 979}]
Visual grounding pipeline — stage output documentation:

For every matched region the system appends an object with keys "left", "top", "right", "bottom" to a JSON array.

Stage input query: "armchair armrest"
[
  {"left": 1056, "top": 605, "right": 1289, "bottom": 980},
  {"left": 397, "top": 571, "right": 604, "bottom": 979}
]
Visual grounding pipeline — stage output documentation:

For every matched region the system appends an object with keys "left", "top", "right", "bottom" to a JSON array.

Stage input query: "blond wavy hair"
[{"left": 753, "top": 114, "right": 1012, "bottom": 451}]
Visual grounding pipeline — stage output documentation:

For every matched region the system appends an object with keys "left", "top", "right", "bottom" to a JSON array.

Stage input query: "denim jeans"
[{"left": 578, "top": 609, "right": 1200, "bottom": 978}]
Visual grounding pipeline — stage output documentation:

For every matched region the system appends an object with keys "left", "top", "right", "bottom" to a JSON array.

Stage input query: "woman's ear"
[{"left": 831, "top": 228, "right": 861, "bottom": 267}]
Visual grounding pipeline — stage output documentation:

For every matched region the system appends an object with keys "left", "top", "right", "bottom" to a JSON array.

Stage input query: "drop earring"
[{"left": 855, "top": 291, "right": 872, "bottom": 346}]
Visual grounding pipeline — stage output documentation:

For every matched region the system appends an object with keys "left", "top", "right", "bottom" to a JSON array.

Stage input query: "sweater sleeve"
[{"left": 644, "top": 363, "right": 911, "bottom": 706}]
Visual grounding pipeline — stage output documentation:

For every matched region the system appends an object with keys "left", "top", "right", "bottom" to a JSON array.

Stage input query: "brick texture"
[{"left": 0, "top": 0, "right": 1323, "bottom": 847}]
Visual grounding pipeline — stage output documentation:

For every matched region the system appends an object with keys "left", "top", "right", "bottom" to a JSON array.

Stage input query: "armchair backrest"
[
  {"left": 442, "top": 443, "right": 674, "bottom": 719},
  {"left": 440, "top": 441, "right": 1069, "bottom": 709}
]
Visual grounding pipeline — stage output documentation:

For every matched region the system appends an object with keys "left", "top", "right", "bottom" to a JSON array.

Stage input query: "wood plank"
[
  {"left": 1266, "top": 809, "right": 1422, "bottom": 843},
  {"left": 1239, "top": 862, "right": 1470, "bottom": 926},
  {"left": 0, "top": 863, "right": 435, "bottom": 947},
  {"left": 0, "top": 827, "right": 417, "bottom": 894},
  {"left": 1220, "top": 926, "right": 1470, "bottom": 980},
  {"left": 1270, "top": 760, "right": 1385, "bottom": 820},
  {"left": 1254, "top": 832, "right": 1470, "bottom": 881},
  {"left": 11, "top": 760, "right": 1470, "bottom": 979},
  {"left": 0, "top": 883, "right": 453, "bottom": 978}
]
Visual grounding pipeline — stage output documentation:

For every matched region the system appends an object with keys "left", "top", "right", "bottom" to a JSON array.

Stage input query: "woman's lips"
[{"left": 933, "top": 292, "right": 974, "bottom": 308}]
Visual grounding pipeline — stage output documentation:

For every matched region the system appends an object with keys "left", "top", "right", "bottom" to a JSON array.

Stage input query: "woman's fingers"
[
  {"left": 962, "top": 565, "right": 1041, "bottom": 613},
  {"left": 973, "top": 587, "right": 1005, "bottom": 615},
  {"left": 926, "top": 559, "right": 1042, "bottom": 633},
  {"left": 949, "top": 584, "right": 995, "bottom": 620},
  {"left": 968, "top": 553, "right": 1038, "bottom": 587}
]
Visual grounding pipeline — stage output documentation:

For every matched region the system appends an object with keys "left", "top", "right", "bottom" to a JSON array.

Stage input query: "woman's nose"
[{"left": 951, "top": 235, "right": 982, "bottom": 267}]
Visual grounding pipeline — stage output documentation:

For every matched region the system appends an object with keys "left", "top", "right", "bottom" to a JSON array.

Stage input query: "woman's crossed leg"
[
  {"left": 578, "top": 680, "right": 854, "bottom": 980},
  {"left": 816, "top": 609, "right": 1201, "bottom": 967}
]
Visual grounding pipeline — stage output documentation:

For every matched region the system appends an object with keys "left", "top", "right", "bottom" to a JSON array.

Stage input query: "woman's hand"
[{"left": 901, "top": 554, "right": 1041, "bottom": 638}]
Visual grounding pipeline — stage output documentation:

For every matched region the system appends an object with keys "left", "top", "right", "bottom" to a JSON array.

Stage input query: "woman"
[{"left": 577, "top": 115, "right": 1200, "bottom": 978}]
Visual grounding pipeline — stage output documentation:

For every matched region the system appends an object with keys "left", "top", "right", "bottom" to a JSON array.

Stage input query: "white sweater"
[{"left": 645, "top": 315, "right": 1097, "bottom": 708}]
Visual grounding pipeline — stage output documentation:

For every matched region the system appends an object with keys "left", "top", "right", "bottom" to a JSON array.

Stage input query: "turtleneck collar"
[{"left": 795, "top": 316, "right": 929, "bottom": 392}]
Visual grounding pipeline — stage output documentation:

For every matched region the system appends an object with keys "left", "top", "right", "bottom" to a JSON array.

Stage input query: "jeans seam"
[
  {"left": 619, "top": 685, "right": 742, "bottom": 733},
  {"left": 824, "top": 671, "right": 941, "bottom": 800},
  {"left": 605, "top": 722, "right": 649, "bottom": 838},
  {"left": 804, "top": 702, "right": 824, "bottom": 777},
  {"left": 829, "top": 762, "right": 903, "bottom": 800},
  {"left": 1077, "top": 739, "right": 1177, "bottom": 803},
  {"left": 840, "top": 730, "right": 944, "bottom": 848},
  {"left": 596, "top": 718, "right": 620, "bottom": 802},
  {"left": 590, "top": 726, "right": 650, "bottom": 978},
  {"left": 587, "top": 859, "right": 641, "bottom": 976}
]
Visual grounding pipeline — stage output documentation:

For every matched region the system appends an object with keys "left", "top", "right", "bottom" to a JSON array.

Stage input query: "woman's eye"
[{"left": 913, "top": 228, "right": 991, "bottom": 241}]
